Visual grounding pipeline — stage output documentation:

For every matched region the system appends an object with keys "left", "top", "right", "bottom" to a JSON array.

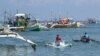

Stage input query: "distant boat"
[
  {"left": 50, "top": 18, "right": 81, "bottom": 28},
  {"left": 50, "top": 22, "right": 81, "bottom": 28},
  {"left": 88, "top": 18, "right": 96, "bottom": 24}
]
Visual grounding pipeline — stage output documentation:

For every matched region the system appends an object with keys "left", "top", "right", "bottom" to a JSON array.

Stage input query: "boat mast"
[
  {"left": 4, "top": 11, "right": 7, "bottom": 24},
  {"left": 16, "top": 9, "right": 19, "bottom": 14}
]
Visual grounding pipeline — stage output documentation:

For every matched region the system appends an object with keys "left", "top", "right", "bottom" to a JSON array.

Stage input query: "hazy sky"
[{"left": 0, "top": 0, "right": 100, "bottom": 20}]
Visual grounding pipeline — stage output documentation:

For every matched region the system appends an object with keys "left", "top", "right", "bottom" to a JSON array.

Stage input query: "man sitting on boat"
[
  {"left": 81, "top": 32, "right": 90, "bottom": 42},
  {"left": 55, "top": 34, "right": 62, "bottom": 46}
]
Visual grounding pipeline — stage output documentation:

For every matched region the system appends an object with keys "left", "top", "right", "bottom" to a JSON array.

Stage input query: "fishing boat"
[
  {"left": 7, "top": 13, "right": 30, "bottom": 31},
  {"left": 7, "top": 13, "right": 49, "bottom": 31},
  {"left": 50, "top": 22, "right": 80, "bottom": 28},
  {"left": 45, "top": 41, "right": 72, "bottom": 48},
  {"left": 50, "top": 18, "right": 81, "bottom": 28}
]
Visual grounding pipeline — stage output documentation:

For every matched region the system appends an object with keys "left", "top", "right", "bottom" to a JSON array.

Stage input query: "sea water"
[{"left": 0, "top": 24, "right": 100, "bottom": 56}]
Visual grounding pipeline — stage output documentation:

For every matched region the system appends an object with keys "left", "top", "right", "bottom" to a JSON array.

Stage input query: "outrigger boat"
[
  {"left": 73, "top": 37, "right": 100, "bottom": 44},
  {"left": 0, "top": 25, "right": 36, "bottom": 49},
  {"left": 73, "top": 36, "right": 91, "bottom": 43},
  {"left": 50, "top": 18, "right": 82, "bottom": 28}
]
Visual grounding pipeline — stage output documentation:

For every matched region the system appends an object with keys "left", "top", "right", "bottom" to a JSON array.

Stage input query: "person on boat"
[
  {"left": 81, "top": 32, "right": 90, "bottom": 42},
  {"left": 55, "top": 34, "right": 62, "bottom": 43},
  {"left": 84, "top": 32, "right": 89, "bottom": 38}
]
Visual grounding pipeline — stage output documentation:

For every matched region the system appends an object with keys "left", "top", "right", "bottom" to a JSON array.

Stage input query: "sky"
[{"left": 0, "top": 0, "right": 100, "bottom": 20}]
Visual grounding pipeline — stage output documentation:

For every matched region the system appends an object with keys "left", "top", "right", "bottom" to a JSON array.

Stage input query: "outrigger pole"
[
  {"left": 15, "top": 33, "right": 37, "bottom": 50},
  {"left": 1, "top": 25, "right": 37, "bottom": 50}
]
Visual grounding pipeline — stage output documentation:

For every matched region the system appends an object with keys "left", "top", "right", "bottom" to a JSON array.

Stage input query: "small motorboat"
[
  {"left": 45, "top": 41, "right": 72, "bottom": 48},
  {"left": 73, "top": 37, "right": 91, "bottom": 43}
]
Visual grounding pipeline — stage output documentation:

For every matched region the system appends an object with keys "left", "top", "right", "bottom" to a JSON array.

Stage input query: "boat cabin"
[{"left": 14, "top": 13, "right": 30, "bottom": 27}]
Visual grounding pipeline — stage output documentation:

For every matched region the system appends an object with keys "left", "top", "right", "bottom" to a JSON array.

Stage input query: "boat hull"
[
  {"left": 45, "top": 42, "right": 72, "bottom": 48},
  {"left": 73, "top": 39, "right": 90, "bottom": 43},
  {"left": 50, "top": 23, "right": 79, "bottom": 28},
  {"left": 27, "top": 23, "right": 49, "bottom": 31}
]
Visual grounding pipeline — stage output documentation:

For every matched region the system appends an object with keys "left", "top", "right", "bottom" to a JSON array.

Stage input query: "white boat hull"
[{"left": 46, "top": 41, "right": 72, "bottom": 48}]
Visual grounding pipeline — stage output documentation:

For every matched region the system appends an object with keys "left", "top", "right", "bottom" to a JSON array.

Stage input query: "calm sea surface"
[{"left": 0, "top": 24, "right": 100, "bottom": 56}]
